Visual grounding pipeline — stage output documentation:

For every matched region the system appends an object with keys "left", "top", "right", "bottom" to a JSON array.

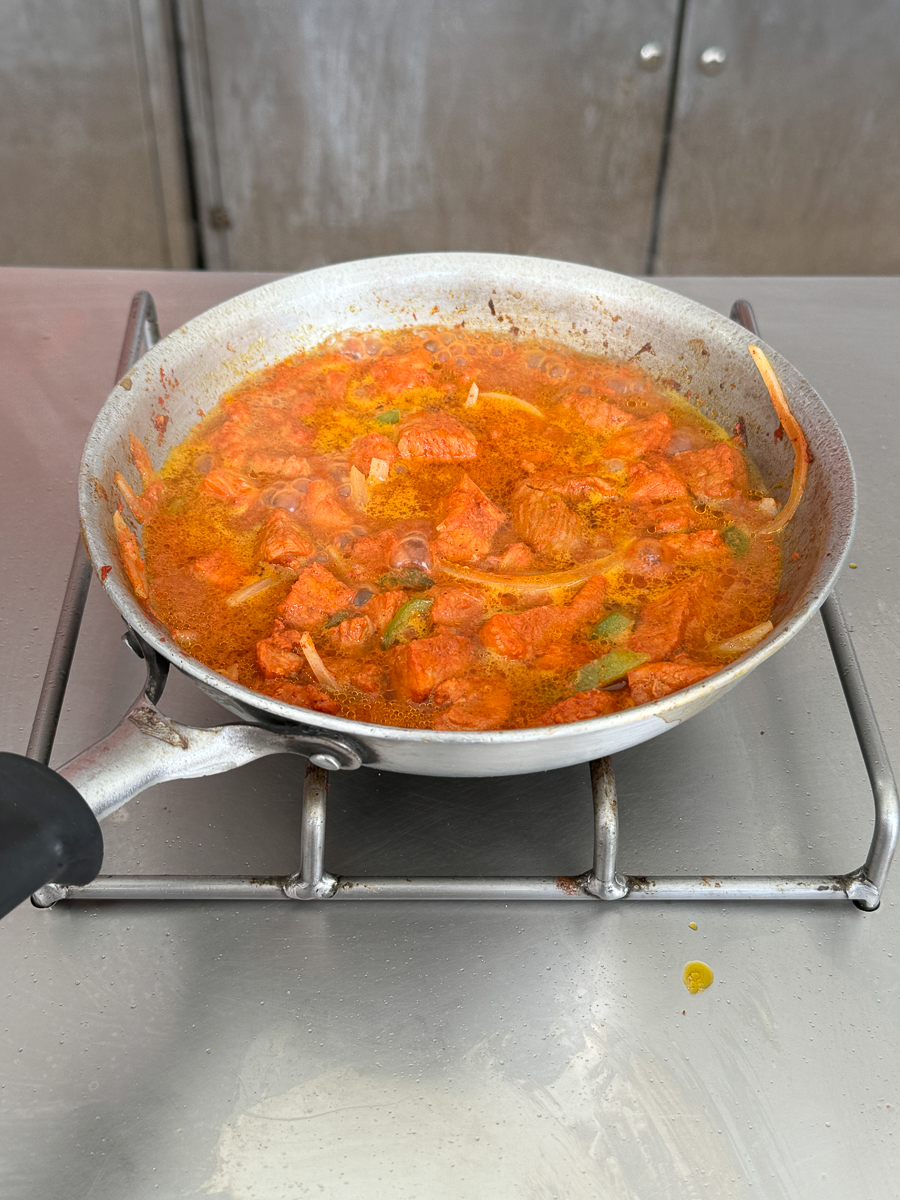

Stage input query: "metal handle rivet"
[{"left": 309, "top": 753, "right": 342, "bottom": 771}]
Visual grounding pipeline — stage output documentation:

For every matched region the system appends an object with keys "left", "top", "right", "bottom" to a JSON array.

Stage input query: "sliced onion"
[
  {"left": 464, "top": 382, "right": 479, "bottom": 408},
  {"left": 298, "top": 631, "right": 339, "bottom": 691},
  {"left": 368, "top": 457, "right": 390, "bottom": 483},
  {"left": 438, "top": 550, "right": 625, "bottom": 595},
  {"left": 477, "top": 391, "right": 545, "bottom": 419},
  {"left": 748, "top": 346, "right": 810, "bottom": 534},
  {"left": 225, "top": 576, "right": 283, "bottom": 607},
  {"left": 713, "top": 620, "right": 774, "bottom": 656},
  {"left": 113, "top": 509, "right": 149, "bottom": 599},
  {"left": 349, "top": 464, "right": 368, "bottom": 510},
  {"left": 129, "top": 433, "right": 157, "bottom": 489},
  {"left": 114, "top": 471, "right": 157, "bottom": 523}
]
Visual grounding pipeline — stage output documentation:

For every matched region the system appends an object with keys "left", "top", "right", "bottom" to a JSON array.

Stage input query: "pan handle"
[
  {"left": 57, "top": 690, "right": 365, "bottom": 823},
  {"left": 0, "top": 691, "right": 364, "bottom": 918},
  {"left": 0, "top": 753, "right": 103, "bottom": 920}
]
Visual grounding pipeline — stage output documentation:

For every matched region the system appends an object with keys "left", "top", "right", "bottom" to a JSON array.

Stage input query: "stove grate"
[{"left": 29, "top": 293, "right": 898, "bottom": 912}]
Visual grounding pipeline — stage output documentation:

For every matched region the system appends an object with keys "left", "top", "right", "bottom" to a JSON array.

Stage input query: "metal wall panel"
[
  {"left": 0, "top": 0, "right": 193, "bottom": 268},
  {"left": 655, "top": 0, "right": 900, "bottom": 274},
  {"left": 181, "top": 0, "right": 679, "bottom": 273}
]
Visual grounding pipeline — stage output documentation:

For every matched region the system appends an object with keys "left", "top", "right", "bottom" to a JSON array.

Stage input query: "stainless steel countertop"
[{"left": 1, "top": 268, "right": 898, "bottom": 1198}]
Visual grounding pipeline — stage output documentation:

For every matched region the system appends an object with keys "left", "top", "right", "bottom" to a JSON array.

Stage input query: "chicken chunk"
[
  {"left": 641, "top": 503, "right": 705, "bottom": 534},
  {"left": 206, "top": 401, "right": 312, "bottom": 469},
  {"left": 248, "top": 453, "right": 311, "bottom": 478},
  {"left": 558, "top": 393, "right": 632, "bottom": 432},
  {"left": 326, "top": 614, "right": 374, "bottom": 655},
  {"left": 537, "top": 688, "right": 620, "bottom": 726},
  {"left": 603, "top": 412, "right": 673, "bottom": 460},
  {"left": 497, "top": 542, "right": 535, "bottom": 572},
  {"left": 257, "top": 509, "right": 315, "bottom": 566},
  {"left": 388, "top": 633, "right": 475, "bottom": 703},
  {"left": 510, "top": 479, "right": 591, "bottom": 562},
  {"left": 348, "top": 529, "right": 398, "bottom": 579},
  {"left": 361, "top": 590, "right": 406, "bottom": 634},
  {"left": 348, "top": 432, "right": 399, "bottom": 476},
  {"left": 627, "top": 659, "right": 714, "bottom": 704},
  {"left": 629, "top": 582, "right": 698, "bottom": 660},
  {"left": 200, "top": 467, "right": 259, "bottom": 506},
  {"left": 622, "top": 537, "right": 676, "bottom": 581},
  {"left": 532, "top": 641, "right": 597, "bottom": 674},
  {"left": 278, "top": 564, "right": 355, "bottom": 630},
  {"left": 674, "top": 442, "right": 749, "bottom": 500},
  {"left": 294, "top": 479, "right": 353, "bottom": 539},
  {"left": 264, "top": 680, "right": 341, "bottom": 715},
  {"left": 625, "top": 460, "right": 689, "bottom": 505},
  {"left": 432, "top": 674, "right": 513, "bottom": 730},
  {"left": 191, "top": 547, "right": 245, "bottom": 591},
  {"left": 345, "top": 663, "right": 387, "bottom": 693},
  {"left": 433, "top": 475, "right": 506, "bottom": 564},
  {"left": 397, "top": 412, "right": 478, "bottom": 463},
  {"left": 661, "top": 529, "right": 729, "bottom": 562},
  {"left": 566, "top": 574, "right": 609, "bottom": 620},
  {"left": 430, "top": 587, "right": 486, "bottom": 635},
  {"left": 479, "top": 575, "right": 607, "bottom": 660},
  {"left": 548, "top": 474, "right": 618, "bottom": 502},
  {"left": 256, "top": 622, "right": 305, "bottom": 678},
  {"left": 369, "top": 349, "right": 435, "bottom": 395}
]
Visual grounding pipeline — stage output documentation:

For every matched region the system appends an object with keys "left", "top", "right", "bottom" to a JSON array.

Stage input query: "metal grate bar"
[
  {"left": 25, "top": 540, "right": 93, "bottom": 764},
  {"left": 26, "top": 292, "right": 161, "bottom": 768}
]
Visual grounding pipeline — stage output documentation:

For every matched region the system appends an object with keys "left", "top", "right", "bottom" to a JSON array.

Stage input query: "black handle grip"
[{"left": 0, "top": 752, "right": 103, "bottom": 919}]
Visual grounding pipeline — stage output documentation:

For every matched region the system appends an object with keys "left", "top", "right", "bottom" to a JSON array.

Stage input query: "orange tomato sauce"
[{"left": 122, "top": 326, "right": 782, "bottom": 731}]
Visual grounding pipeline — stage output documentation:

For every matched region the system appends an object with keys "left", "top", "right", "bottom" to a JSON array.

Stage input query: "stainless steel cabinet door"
[
  {"left": 655, "top": 0, "right": 900, "bottom": 274},
  {"left": 180, "top": 0, "right": 679, "bottom": 273},
  {"left": 0, "top": 0, "right": 192, "bottom": 268}
]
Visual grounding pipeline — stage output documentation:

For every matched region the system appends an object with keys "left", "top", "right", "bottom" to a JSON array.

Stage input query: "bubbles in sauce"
[{"left": 126, "top": 324, "right": 783, "bottom": 731}]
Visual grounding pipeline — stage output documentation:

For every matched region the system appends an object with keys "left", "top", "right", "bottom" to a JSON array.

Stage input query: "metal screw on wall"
[
  {"left": 638, "top": 42, "right": 665, "bottom": 72},
  {"left": 698, "top": 46, "right": 727, "bottom": 76}
]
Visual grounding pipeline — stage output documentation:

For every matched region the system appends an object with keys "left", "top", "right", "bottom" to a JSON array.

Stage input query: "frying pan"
[{"left": 0, "top": 254, "right": 856, "bottom": 918}]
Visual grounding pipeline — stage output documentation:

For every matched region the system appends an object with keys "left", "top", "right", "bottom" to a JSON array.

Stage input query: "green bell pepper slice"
[
  {"left": 573, "top": 648, "right": 650, "bottom": 693},
  {"left": 589, "top": 612, "right": 634, "bottom": 642},
  {"left": 381, "top": 597, "right": 434, "bottom": 650}
]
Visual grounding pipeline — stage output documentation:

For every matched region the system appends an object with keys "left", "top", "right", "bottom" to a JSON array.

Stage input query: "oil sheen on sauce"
[{"left": 121, "top": 326, "right": 783, "bottom": 732}]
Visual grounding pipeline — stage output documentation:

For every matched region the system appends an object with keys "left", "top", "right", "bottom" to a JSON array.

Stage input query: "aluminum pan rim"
[{"left": 79, "top": 252, "right": 856, "bottom": 750}]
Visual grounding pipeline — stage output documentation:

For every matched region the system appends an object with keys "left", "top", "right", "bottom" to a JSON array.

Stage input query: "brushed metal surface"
[
  {"left": 656, "top": 0, "right": 900, "bottom": 273},
  {"left": 1, "top": 269, "right": 899, "bottom": 1197},
  {"left": 0, "top": 1, "right": 192, "bottom": 268},
  {"left": 180, "top": 0, "right": 679, "bottom": 273}
]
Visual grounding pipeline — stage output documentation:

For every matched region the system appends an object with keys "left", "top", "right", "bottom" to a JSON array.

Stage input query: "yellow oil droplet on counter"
[
  {"left": 688, "top": 921, "right": 698, "bottom": 930},
  {"left": 683, "top": 961, "right": 714, "bottom": 994}
]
